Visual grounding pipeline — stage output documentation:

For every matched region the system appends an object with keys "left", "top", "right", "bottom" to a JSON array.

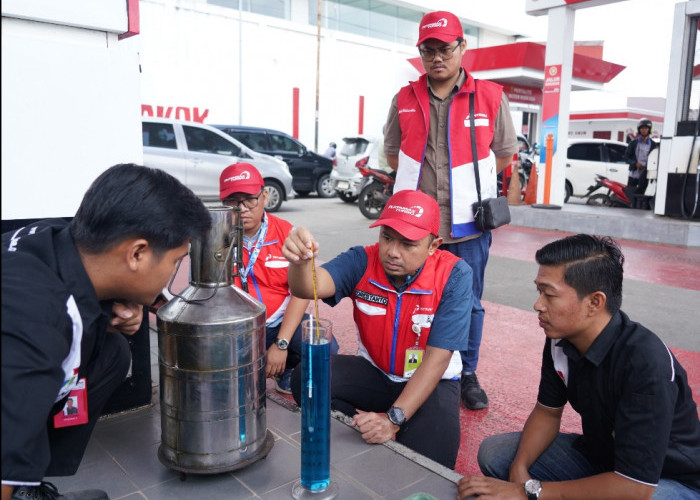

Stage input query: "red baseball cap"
[
  {"left": 416, "top": 11, "right": 463, "bottom": 46},
  {"left": 219, "top": 163, "right": 264, "bottom": 200},
  {"left": 370, "top": 190, "right": 440, "bottom": 241}
]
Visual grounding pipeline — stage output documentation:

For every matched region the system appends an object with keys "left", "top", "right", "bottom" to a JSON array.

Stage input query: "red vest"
[
  {"left": 233, "top": 214, "right": 293, "bottom": 325},
  {"left": 352, "top": 244, "right": 461, "bottom": 379},
  {"left": 395, "top": 71, "right": 503, "bottom": 238}
]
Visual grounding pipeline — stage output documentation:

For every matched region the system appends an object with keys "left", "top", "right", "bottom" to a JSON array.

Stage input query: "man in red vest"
[
  {"left": 383, "top": 10, "right": 518, "bottom": 410},
  {"left": 283, "top": 190, "right": 472, "bottom": 468},
  {"left": 219, "top": 163, "right": 338, "bottom": 394}
]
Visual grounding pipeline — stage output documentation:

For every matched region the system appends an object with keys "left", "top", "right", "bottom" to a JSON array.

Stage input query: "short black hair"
[
  {"left": 70, "top": 164, "right": 211, "bottom": 256},
  {"left": 535, "top": 234, "right": 624, "bottom": 315}
]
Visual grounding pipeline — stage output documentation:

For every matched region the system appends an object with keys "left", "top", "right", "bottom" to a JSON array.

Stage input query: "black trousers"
[
  {"left": 265, "top": 313, "right": 340, "bottom": 371},
  {"left": 291, "top": 354, "right": 461, "bottom": 469},
  {"left": 46, "top": 332, "right": 131, "bottom": 476}
]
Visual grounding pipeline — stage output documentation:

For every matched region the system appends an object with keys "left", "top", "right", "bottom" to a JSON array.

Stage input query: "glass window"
[
  {"left": 269, "top": 134, "right": 303, "bottom": 153},
  {"left": 568, "top": 143, "right": 602, "bottom": 162},
  {"left": 340, "top": 138, "right": 369, "bottom": 156},
  {"left": 606, "top": 144, "right": 627, "bottom": 164},
  {"left": 207, "top": 0, "right": 289, "bottom": 20},
  {"left": 183, "top": 126, "right": 241, "bottom": 156},
  {"left": 230, "top": 131, "right": 270, "bottom": 151},
  {"left": 143, "top": 123, "right": 177, "bottom": 150},
  {"left": 311, "top": 0, "right": 428, "bottom": 46}
]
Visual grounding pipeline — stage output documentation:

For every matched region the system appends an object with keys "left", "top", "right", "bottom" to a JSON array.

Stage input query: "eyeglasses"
[
  {"left": 418, "top": 43, "right": 461, "bottom": 62},
  {"left": 223, "top": 189, "right": 264, "bottom": 210}
]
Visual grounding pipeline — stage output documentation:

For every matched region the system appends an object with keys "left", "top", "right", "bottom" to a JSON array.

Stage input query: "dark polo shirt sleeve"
[
  {"left": 321, "top": 245, "right": 367, "bottom": 306},
  {"left": 536, "top": 338, "right": 568, "bottom": 409}
]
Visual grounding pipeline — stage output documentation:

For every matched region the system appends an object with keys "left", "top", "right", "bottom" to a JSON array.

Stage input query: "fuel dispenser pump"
[{"left": 651, "top": 0, "right": 700, "bottom": 220}]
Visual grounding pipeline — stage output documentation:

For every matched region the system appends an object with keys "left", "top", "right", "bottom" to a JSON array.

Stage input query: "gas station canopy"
[{"left": 408, "top": 41, "right": 625, "bottom": 94}]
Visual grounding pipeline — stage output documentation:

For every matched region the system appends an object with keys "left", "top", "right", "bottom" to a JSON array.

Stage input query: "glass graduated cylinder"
[{"left": 300, "top": 337, "right": 331, "bottom": 491}]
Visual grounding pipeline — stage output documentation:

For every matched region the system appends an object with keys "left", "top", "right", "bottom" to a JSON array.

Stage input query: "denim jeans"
[
  {"left": 478, "top": 432, "right": 699, "bottom": 499},
  {"left": 440, "top": 231, "right": 492, "bottom": 373}
]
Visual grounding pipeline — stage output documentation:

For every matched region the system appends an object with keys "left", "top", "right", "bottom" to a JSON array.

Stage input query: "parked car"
[
  {"left": 213, "top": 125, "right": 335, "bottom": 198},
  {"left": 142, "top": 118, "right": 293, "bottom": 212},
  {"left": 330, "top": 135, "right": 381, "bottom": 203},
  {"left": 565, "top": 138, "right": 628, "bottom": 202}
]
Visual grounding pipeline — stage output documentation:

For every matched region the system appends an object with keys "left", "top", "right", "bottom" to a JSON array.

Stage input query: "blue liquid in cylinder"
[{"left": 300, "top": 339, "right": 331, "bottom": 491}]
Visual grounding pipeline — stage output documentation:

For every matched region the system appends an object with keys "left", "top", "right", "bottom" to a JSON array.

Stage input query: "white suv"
[
  {"left": 565, "top": 138, "right": 628, "bottom": 202},
  {"left": 142, "top": 117, "right": 293, "bottom": 211}
]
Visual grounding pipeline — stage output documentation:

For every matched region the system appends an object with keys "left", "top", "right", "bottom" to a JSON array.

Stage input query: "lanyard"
[{"left": 239, "top": 216, "right": 268, "bottom": 285}]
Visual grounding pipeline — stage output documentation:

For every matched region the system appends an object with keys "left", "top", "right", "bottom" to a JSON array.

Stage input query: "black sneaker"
[
  {"left": 11, "top": 482, "right": 108, "bottom": 500},
  {"left": 461, "top": 373, "right": 489, "bottom": 410}
]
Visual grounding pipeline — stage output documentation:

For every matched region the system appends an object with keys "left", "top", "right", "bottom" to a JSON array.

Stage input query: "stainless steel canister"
[{"left": 157, "top": 206, "right": 273, "bottom": 474}]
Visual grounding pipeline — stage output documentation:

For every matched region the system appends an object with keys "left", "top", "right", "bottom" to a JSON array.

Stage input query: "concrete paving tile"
[
  {"left": 383, "top": 473, "right": 460, "bottom": 500},
  {"left": 260, "top": 470, "right": 377, "bottom": 500},
  {"left": 141, "top": 473, "right": 254, "bottom": 500},
  {"left": 109, "top": 441, "right": 179, "bottom": 490},
  {"left": 233, "top": 437, "right": 302, "bottom": 495},
  {"left": 45, "top": 456, "right": 139, "bottom": 499},
  {"left": 334, "top": 446, "right": 430, "bottom": 497}
]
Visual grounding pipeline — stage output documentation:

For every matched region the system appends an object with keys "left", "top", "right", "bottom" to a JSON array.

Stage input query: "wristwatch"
[
  {"left": 524, "top": 479, "right": 542, "bottom": 500},
  {"left": 386, "top": 406, "right": 406, "bottom": 427},
  {"left": 275, "top": 338, "right": 289, "bottom": 350}
]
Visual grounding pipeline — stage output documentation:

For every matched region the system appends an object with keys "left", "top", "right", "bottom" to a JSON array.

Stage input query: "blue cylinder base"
[{"left": 291, "top": 479, "right": 339, "bottom": 500}]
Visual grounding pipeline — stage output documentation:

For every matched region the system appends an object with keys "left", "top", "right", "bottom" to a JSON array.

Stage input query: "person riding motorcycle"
[{"left": 623, "top": 118, "right": 657, "bottom": 208}]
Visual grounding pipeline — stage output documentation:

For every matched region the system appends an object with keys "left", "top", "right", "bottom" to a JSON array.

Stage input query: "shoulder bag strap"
[{"left": 469, "top": 89, "right": 482, "bottom": 203}]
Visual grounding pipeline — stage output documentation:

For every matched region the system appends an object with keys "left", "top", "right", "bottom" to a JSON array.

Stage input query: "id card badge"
[
  {"left": 403, "top": 347, "right": 424, "bottom": 378},
  {"left": 54, "top": 378, "right": 88, "bottom": 428}
]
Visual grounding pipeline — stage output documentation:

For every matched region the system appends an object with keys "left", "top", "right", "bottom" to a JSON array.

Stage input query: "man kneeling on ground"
[
  {"left": 282, "top": 190, "right": 472, "bottom": 469},
  {"left": 458, "top": 234, "right": 700, "bottom": 500}
]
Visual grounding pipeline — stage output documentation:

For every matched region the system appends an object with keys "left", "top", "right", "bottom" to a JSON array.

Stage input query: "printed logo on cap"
[
  {"left": 422, "top": 18, "right": 448, "bottom": 30},
  {"left": 224, "top": 171, "right": 251, "bottom": 183},
  {"left": 387, "top": 204, "right": 425, "bottom": 218}
]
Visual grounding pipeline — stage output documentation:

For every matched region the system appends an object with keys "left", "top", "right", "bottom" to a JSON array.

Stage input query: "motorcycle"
[
  {"left": 497, "top": 156, "right": 531, "bottom": 199},
  {"left": 356, "top": 164, "right": 395, "bottom": 219},
  {"left": 580, "top": 174, "right": 632, "bottom": 207}
]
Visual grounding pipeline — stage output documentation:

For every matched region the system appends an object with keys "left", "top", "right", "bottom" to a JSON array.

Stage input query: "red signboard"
[{"left": 502, "top": 84, "right": 543, "bottom": 106}]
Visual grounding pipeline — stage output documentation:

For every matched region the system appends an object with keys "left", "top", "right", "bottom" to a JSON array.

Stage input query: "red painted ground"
[
  {"left": 491, "top": 226, "right": 700, "bottom": 291},
  {"left": 163, "top": 226, "right": 700, "bottom": 478}
]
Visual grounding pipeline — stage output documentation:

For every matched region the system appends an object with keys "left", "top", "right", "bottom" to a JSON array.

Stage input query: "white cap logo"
[
  {"left": 422, "top": 18, "right": 448, "bottom": 30},
  {"left": 387, "top": 204, "right": 424, "bottom": 218},
  {"left": 224, "top": 171, "right": 251, "bottom": 183}
]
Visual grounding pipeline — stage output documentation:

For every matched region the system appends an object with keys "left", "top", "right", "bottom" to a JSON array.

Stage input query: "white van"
[{"left": 142, "top": 117, "right": 294, "bottom": 211}]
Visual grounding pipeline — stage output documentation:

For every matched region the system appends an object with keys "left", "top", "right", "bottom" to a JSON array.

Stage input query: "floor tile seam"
[
  {"left": 111, "top": 491, "right": 148, "bottom": 500},
  {"left": 99, "top": 453, "right": 142, "bottom": 499},
  {"left": 266, "top": 426, "right": 302, "bottom": 449},
  {"left": 267, "top": 396, "right": 462, "bottom": 487}
]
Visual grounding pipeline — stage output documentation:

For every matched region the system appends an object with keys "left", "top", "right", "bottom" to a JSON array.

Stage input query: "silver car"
[
  {"left": 142, "top": 117, "right": 293, "bottom": 211},
  {"left": 330, "top": 135, "right": 380, "bottom": 203}
]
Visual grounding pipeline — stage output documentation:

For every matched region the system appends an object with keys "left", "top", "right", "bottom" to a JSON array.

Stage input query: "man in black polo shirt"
[{"left": 458, "top": 234, "right": 699, "bottom": 500}]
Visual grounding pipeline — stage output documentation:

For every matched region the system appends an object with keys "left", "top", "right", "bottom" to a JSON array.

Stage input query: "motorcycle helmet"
[
  {"left": 329, "top": 142, "right": 336, "bottom": 148},
  {"left": 637, "top": 118, "right": 653, "bottom": 134}
]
